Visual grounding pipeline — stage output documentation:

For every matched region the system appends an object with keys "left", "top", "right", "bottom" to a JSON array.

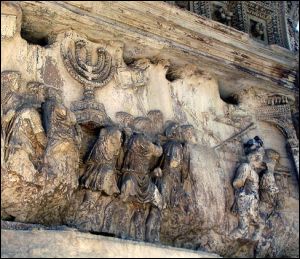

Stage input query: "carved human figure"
[
  {"left": 243, "top": 136, "right": 264, "bottom": 155},
  {"left": 115, "top": 111, "right": 134, "bottom": 153},
  {"left": 147, "top": 110, "right": 164, "bottom": 136},
  {"left": 231, "top": 146, "right": 265, "bottom": 240},
  {"left": 2, "top": 78, "right": 47, "bottom": 182},
  {"left": 253, "top": 149, "right": 281, "bottom": 257},
  {"left": 120, "top": 117, "right": 163, "bottom": 209},
  {"left": 251, "top": 22, "right": 265, "bottom": 38},
  {"left": 159, "top": 123, "right": 197, "bottom": 209},
  {"left": 5, "top": 107, "right": 47, "bottom": 165},
  {"left": 215, "top": 6, "right": 233, "bottom": 26},
  {"left": 1, "top": 72, "right": 22, "bottom": 169},
  {"left": 1, "top": 71, "right": 22, "bottom": 114},
  {"left": 80, "top": 126, "right": 123, "bottom": 195},
  {"left": 159, "top": 122, "right": 184, "bottom": 209},
  {"left": 42, "top": 87, "right": 81, "bottom": 188},
  {"left": 1, "top": 73, "right": 49, "bottom": 222},
  {"left": 259, "top": 149, "right": 280, "bottom": 208},
  {"left": 1, "top": 72, "right": 21, "bottom": 170}
]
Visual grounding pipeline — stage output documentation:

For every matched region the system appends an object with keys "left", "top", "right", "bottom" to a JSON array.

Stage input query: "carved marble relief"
[
  {"left": 229, "top": 135, "right": 296, "bottom": 257},
  {"left": 1, "top": 71, "right": 82, "bottom": 223},
  {"left": 231, "top": 137, "right": 265, "bottom": 241},
  {"left": 80, "top": 126, "right": 123, "bottom": 195},
  {"left": 61, "top": 32, "right": 115, "bottom": 90},
  {"left": 61, "top": 31, "right": 113, "bottom": 127},
  {"left": 1, "top": 5, "right": 299, "bottom": 256},
  {"left": 0, "top": 39, "right": 198, "bottom": 239}
]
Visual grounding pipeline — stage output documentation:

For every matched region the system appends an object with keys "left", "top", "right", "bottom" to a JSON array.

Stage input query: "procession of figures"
[
  {"left": 1, "top": 32, "right": 298, "bottom": 259},
  {"left": 1, "top": 69, "right": 284, "bottom": 247},
  {"left": 1, "top": 70, "right": 199, "bottom": 241}
]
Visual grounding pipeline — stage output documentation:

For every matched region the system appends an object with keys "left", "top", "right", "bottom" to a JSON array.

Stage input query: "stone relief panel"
[
  {"left": 1, "top": 64, "right": 299, "bottom": 258},
  {"left": 1, "top": 71, "right": 81, "bottom": 224},
  {"left": 1, "top": 2, "right": 299, "bottom": 258}
]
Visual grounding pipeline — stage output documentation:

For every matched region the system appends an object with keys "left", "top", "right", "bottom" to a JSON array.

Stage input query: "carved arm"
[{"left": 233, "top": 164, "right": 250, "bottom": 189}]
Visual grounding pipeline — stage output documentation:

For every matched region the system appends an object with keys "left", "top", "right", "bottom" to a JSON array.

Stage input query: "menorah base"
[{"left": 70, "top": 98, "right": 112, "bottom": 128}]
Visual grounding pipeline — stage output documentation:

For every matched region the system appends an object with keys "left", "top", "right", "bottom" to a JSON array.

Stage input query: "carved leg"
[
  {"left": 145, "top": 206, "right": 161, "bottom": 243},
  {"left": 251, "top": 213, "right": 264, "bottom": 242},
  {"left": 102, "top": 200, "right": 115, "bottom": 233},
  {"left": 120, "top": 178, "right": 135, "bottom": 202},
  {"left": 130, "top": 205, "right": 147, "bottom": 241},
  {"left": 231, "top": 213, "right": 249, "bottom": 239}
]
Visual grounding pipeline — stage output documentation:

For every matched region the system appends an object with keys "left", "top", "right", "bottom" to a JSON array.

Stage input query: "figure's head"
[
  {"left": 100, "top": 126, "right": 123, "bottom": 157},
  {"left": 147, "top": 110, "right": 164, "bottom": 134},
  {"left": 1, "top": 71, "right": 21, "bottom": 104},
  {"left": 244, "top": 136, "right": 264, "bottom": 155},
  {"left": 132, "top": 116, "right": 152, "bottom": 134},
  {"left": 44, "top": 85, "right": 63, "bottom": 102},
  {"left": 115, "top": 111, "right": 134, "bottom": 128},
  {"left": 129, "top": 132, "right": 162, "bottom": 159},
  {"left": 264, "top": 149, "right": 280, "bottom": 163},
  {"left": 164, "top": 121, "right": 180, "bottom": 139},
  {"left": 27, "top": 82, "right": 47, "bottom": 103},
  {"left": 254, "top": 136, "right": 264, "bottom": 147}
]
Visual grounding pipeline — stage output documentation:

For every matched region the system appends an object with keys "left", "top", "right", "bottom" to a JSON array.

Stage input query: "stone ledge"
[
  {"left": 1, "top": 221, "right": 221, "bottom": 258},
  {"left": 16, "top": 1, "right": 298, "bottom": 95}
]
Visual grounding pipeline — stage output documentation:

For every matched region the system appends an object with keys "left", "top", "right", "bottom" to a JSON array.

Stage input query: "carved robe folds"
[
  {"left": 43, "top": 98, "right": 81, "bottom": 189},
  {"left": 159, "top": 140, "right": 185, "bottom": 209},
  {"left": 80, "top": 126, "right": 123, "bottom": 195},
  {"left": 5, "top": 108, "right": 47, "bottom": 182},
  {"left": 120, "top": 133, "right": 163, "bottom": 209}
]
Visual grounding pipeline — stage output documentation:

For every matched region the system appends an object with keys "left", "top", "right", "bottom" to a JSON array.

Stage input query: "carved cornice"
[{"left": 16, "top": 1, "right": 299, "bottom": 96}]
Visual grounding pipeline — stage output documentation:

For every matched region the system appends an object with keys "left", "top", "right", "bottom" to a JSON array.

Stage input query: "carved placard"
[{"left": 114, "top": 67, "right": 148, "bottom": 89}]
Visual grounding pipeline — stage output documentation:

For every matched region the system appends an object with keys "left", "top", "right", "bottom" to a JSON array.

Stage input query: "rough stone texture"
[{"left": 1, "top": 1, "right": 299, "bottom": 258}]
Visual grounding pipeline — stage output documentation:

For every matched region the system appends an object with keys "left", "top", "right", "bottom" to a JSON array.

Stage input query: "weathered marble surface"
[
  {"left": 1, "top": 1, "right": 299, "bottom": 258},
  {"left": 1, "top": 221, "right": 221, "bottom": 258}
]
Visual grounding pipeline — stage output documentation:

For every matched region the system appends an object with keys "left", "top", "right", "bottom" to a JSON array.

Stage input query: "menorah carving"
[{"left": 61, "top": 32, "right": 114, "bottom": 126}]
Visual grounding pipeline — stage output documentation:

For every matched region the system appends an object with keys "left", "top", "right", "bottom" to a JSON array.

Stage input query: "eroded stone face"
[{"left": 1, "top": 1, "right": 299, "bottom": 258}]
